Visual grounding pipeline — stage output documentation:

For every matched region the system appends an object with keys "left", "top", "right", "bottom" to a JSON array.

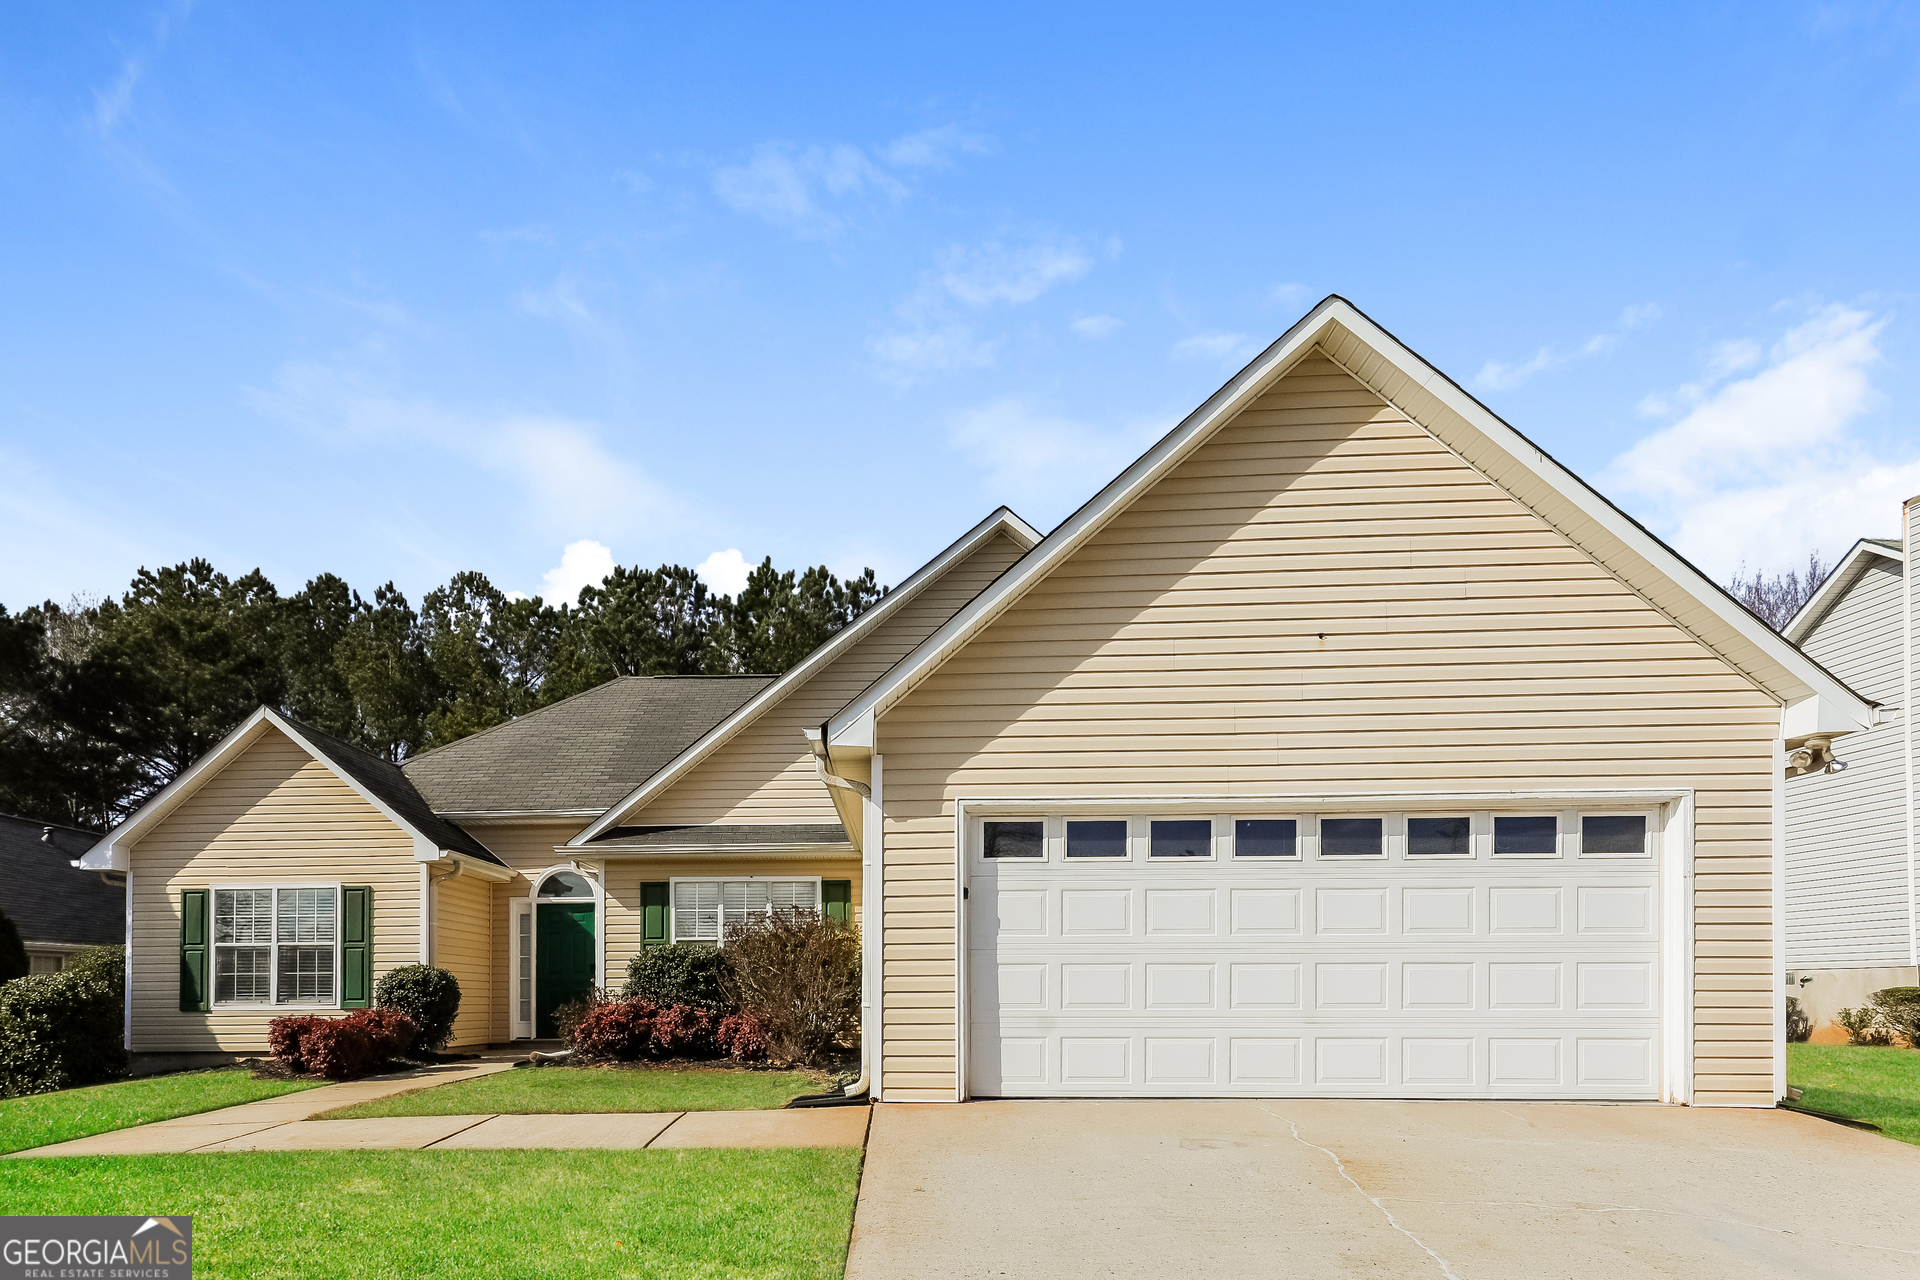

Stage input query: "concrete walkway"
[
  {"left": 847, "top": 1099, "right": 1920, "bottom": 1280},
  {"left": 10, "top": 1059, "right": 870, "bottom": 1156}
]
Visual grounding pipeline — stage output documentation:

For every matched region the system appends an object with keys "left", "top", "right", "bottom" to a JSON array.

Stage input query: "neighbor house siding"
[
  {"left": 128, "top": 728, "right": 421, "bottom": 1052},
  {"left": 1787, "top": 557, "right": 1909, "bottom": 968},
  {"left": 876, "top": 351, "right": 1782, "bottom": 1105},
  {"left": 629, "top": 533, "right": 1028, "bottom": 826},
  {"left": 431, "top": 870, "right": 495, "bottom": 1049}
]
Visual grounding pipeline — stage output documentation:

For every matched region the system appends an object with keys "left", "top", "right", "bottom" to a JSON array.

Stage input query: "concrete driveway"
[{"left": 846, "top": 1100, "right": 1920, "bottom": 1279}]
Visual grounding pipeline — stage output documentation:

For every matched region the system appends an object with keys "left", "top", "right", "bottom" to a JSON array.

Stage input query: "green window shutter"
[
  {"left": 179, "top": 889, "right": 209, "bottom": 1012},
  {"left": 341, "top": 885, "right": 373, "bottom": 1008},
  {"left": 641, "top": 882, "right": 670, "bottom": 949},
  {"left": 823, "top": 880, "right": 853, "bottom": 927}
]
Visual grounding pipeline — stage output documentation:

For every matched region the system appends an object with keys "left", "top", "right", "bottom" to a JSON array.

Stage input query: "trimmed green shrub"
[
  {"left": 0, "top": 912, "right": 27, "bottom": 983},
  {"left": 720, "top": 913, "right": 859, "bottom": 1067},
  {"left": 1836, "top": 1006, "right": 1892, "bottom": 1046},
  {"left": 623, "top": 944, "right": 734, "bottom": 1015},
  {"left": 0, "top": 944, "right": 127, "bottom": 1097},
  {"left": 374, "top": 964, "right": 461, "bottom": 1051},
  {"left": 1869, "top": 987, "right": 1920, "bottom": 1047}
]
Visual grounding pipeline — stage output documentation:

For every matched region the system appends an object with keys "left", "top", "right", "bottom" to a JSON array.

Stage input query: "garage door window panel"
[
  {"left": 1406, "top": 816, "right": 1473, "bottom": 858},
  {"left": 1066, "top": 820, "right": 1129, "bottom": 859},
  {"left": 1494, "top": 815, "right": 1561, "bottom": 858},
  {"left": 1232, "top": 819, "right": 1298, "bottom": 858},
  {"left": 1149, "top": 819, "right": 1214, "bottom": 859},
  {"left": 983, "top": 821, "right": 1045, "bottom": 860},
  {"left": 1579, "top": 813, "right": 1651, "bottom": 858},
  {"left": 1319, "top": 817, "right": 1385, "bottom": 858}
]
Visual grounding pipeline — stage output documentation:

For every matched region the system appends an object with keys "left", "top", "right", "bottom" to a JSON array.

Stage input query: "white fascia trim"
[
  {"left": 829, "top": 296, "right": 1876, "bottom": 745},
  {"left": 571, "top": 506, "right": 1042, "bottom": 845},
  {"left": 1783, "top": 538, "right": 1902, "bottom": 644},
  {"left": 77, "top": 705, "right": 496, "bottom": 872}
]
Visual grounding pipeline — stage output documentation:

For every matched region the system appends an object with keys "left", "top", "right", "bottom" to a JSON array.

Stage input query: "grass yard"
[
  {"left": 1786, "top": 1043, "right": 1920, "bottom": 1146},
  {"left": 0, "top": 1069, "right": 322, "bottom": 1155},
  {"left": 0, "top": 1147, "right": 862, "bottom": 1280},
  {"left": 318, "top": 1065, "right": 821, "bottom": 1120}
]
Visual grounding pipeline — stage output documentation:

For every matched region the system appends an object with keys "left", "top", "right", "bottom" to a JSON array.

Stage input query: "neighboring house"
[
  {"left": 81, "top": 297, "right": 1875, "bottom": 1108},
  {"left": 1, "top": 812, "right": 121, "bottom": 973},
  {"left": 1782, "top": 522, "right": 1919, "bottom": 1037}
]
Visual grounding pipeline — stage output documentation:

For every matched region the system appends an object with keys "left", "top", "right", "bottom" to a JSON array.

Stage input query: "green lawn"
[
  {"left": 1787, "top": 1043, "right": 1920, "bottom": 1146},
  {"left": 0, "top": 1148, "right": 862, "bottom": 1280},
  {"left": 0, "top": 1069, "right": 322, "bottom": 1155},
  {"left": 318, "top": 1065, "right": 821, "bottom": 1120}
]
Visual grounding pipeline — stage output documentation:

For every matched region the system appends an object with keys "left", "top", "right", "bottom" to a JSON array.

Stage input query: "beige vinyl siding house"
[
  {"left": 824, "top": 298, "right": 1874, "bottom": 1109},
  {"left": 84, "top": 296, "right": 1873, "bottom": 1111},
  {"left": 125, "top": 727, "right": 424, "bottom": 1052},
  {"left": 873, "top": 353, "right": 1783, "bottom": 1104},
  {"left": 1782, "top": 526, "right": 1919, "bottom": 1032}
]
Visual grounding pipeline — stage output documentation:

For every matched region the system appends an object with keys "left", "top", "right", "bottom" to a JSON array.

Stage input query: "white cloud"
[
  {"left": 935, "top": 239, "right": 1094, "bottom": 307},
  {"left": 541, "top": 540, "right": 616, "bottom": 605},
  {"left": 91, "top": 0, "right": 196, "bottom": 135},
  {"left": 1474, "top": 302, "right": 1663, "bottom": 392},
  {"left": 696, "top": 548, "right": 752, "bottom": 595},
  {"left": 712, "top": 143, "right": 905, "bottom": 236},
  {"left": 949, "top": 400, "right": 1165, "bottom": 516},
  {"left": 880, "top": 124, "right": 993, "bottom": 168},
  {"left": 1603, "top": 304, "right": 1913, "bottom": 577},
  {"left": 868, "top": 236, "right": 1093, "bottom": 381},
  {"left": 1071, "top": 314, "right": 1122, "bottom": 339},
  {"left": 243, "top": 344, "right": 685, "bottom": 538},
  {"left": 1171, "top": 331, "right": 1258, "bottom": 364},
  {"left": 865, "top": 324, "right": 999, "bottom": 379},
  {"left": 1270, "top": 282, "right": 1309, "bottom": 306}
]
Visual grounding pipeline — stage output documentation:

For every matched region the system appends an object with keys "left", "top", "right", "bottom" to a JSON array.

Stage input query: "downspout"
[
  {"left": 424, "top": 856, "right": 465, "bottom": 967},
  {"left": 1905, "top": 497, "right": 1918, "bottom": 968},
  {"left": 809, "top": 724, "right": 871, "bottom": 1101}
]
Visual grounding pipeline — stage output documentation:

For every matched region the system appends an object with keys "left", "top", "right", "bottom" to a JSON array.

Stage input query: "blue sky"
[{"left": 4, "top": 2, "right": 1918, "bottom": 609}]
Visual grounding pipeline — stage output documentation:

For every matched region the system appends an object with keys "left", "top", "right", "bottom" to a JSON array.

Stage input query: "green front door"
[{"left": 535, "top": 903, "right": 596, "bottom": 1038}]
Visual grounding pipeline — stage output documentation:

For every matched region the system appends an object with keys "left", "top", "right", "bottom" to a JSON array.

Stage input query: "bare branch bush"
[{"left": 720, "top": 911, "right": 860, "bottom": 1066}]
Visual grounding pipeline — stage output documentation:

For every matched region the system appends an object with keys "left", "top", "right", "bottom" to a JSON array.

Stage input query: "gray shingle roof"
[
  {"left": 0, "top": 812, "right": 121, "bottom": 948},
  {"left": 402, "top": 676, "right": 775, "bottom": 815},
  {"left": 586, "top": 823, "right": 850, "bottom": 849},
  {"left": 289, "top": 720, "right": 505, "bottom": 867}
]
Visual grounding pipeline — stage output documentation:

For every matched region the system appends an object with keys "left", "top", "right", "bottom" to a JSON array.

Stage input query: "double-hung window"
[
  {"left": 213, "top": 886, "right": 339, "bottom": 1005},
  {"left": 672, "top": 878, "right": 819, "bottom": 943}
]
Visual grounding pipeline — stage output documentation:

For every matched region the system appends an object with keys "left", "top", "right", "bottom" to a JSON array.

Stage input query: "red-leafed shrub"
[
  {"left": 650, "top": 1004, "right": 714, "bottom": 1057},
  {"left": 268, "top": 1008, "right": 419, "bottom": 1080},
  {"left": 714, "top": 1012, "right": 769, "bottom": 1063},
  {"left": 267, "top": 1014, "right": 328, "bottom": 1074},
  {"left": 569, "top": 997, "right": 660, "bottom": 1061},
  {"left": 346, "top": 1007, "right": 418, "bottom": 1059},
  {"left": 300, "top": 1018, "right": 375, "bottom": 1080}
]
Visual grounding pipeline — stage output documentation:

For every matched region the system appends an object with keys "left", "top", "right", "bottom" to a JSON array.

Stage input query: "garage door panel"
[{"left": 968, "top": 839, "right": 1662, "bottom": 1100}]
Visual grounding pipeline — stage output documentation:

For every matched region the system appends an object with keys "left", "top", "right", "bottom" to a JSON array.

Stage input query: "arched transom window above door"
[{"left": 536, "top": 869, "right": 596, "bottom": 899}]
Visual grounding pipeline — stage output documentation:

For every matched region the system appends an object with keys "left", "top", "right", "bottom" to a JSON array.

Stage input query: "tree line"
[{"left": 0, "top": 557, "right": 885, "bottom": 830}]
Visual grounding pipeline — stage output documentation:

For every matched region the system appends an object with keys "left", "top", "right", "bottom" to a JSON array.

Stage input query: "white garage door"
[{"left": 966, "top": 809, "right": 1664, "bottom": 1099}]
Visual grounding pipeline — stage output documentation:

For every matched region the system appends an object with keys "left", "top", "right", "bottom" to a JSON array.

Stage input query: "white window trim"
[
  {"left": 667, "top": 875, "right": 825, "bottom": 945},
  {"left": 1227, "top": 814, "right": 1306, "bottom": 860},
  {"left": 526, "top": 863, "right": 606, "bottom": 995},
  {"left": 1144, "top": 815, "right": 1219, "bottom": 861},
  {"left": 1062, "top": 815, "right": 1133, "bottom": 862},
  {"left": 209, "top": 881, "right": 344, "bottom": 1009},
  {"left": 1575, "top": 809, "right": 1660, "bottom": 859},
  {"left": 1316, "top": 813, "right": 1390, "bottom": 861},
  {"left": 508, "top": 896, "right": 533, "bottom": 1040},
  {"left": 1487, "top": 810, "right": 1568, "bottom": 859}
]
